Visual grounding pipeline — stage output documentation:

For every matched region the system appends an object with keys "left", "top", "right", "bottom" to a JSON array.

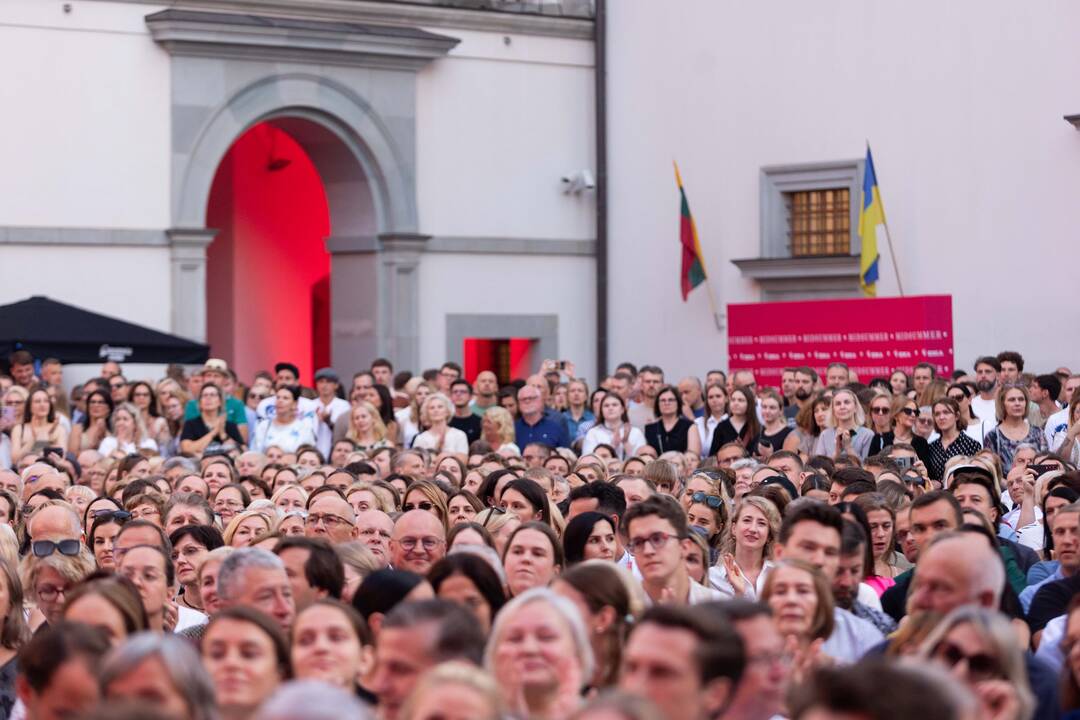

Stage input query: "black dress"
[
  {"left": 644, "top": 416, "right": 695, "bottom": 454},
  {"left": 0, "top": 656, "right": 17, "bottom": 719},
  {"left": 708, "top": 418, "right": 758, "bottom": 457}
]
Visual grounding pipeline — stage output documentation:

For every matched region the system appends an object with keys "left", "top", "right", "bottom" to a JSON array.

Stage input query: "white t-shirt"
[
  {"left": 254, "top": 417, "right": 317, "bottom": 454},
  {"left": 97, "top": 436, "right": 158, "bottom": 456},
  {"left": 312, "top": 397, "right": 351, "bottom": 459},
  {"left": 412, "top": 427, "right": 469, "bottom": 456},
  {"left": 582, "top": 424, "right": 646, "bottom": 458},
  {"left": 970, "top": 395, "right": 999, "bottom": 433},
  {"left": 1046, "top": 407, "right": 1070, "bottom": 450},
  {"left": 256, "top": 394, "right": 319, "bottom": 424}
]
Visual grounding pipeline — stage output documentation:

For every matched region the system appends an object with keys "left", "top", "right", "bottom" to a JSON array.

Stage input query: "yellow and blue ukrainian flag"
[{"left": 858, "top": 146, "right": 884, "bottom": 297}]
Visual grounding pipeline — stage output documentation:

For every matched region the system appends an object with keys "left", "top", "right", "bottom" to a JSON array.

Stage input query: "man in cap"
[{"left": 312, "top": 367, "right": 350, "bottom": 459}]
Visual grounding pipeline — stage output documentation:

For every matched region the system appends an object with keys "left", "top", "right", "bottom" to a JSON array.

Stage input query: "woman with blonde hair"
[
  {"left": 401, "top": 661, "right": 504, "bottom": 720},
  {"left": 481, "top": 406, "right": 519, "bottom": 454},
  {"left": 710, "top": 495, "right": 780, "bottom": 599},
  {"left": 99, "top": 402, "right": 158, "bottom": 456},
  {"left": 813, "top": 388, "right": 873, "bottom": 460},
  {"left": 345, "top": 401, "right": 390, "bottom": 453},
  {"left": 401, "top": 479, "right": 450, "bottom": 530},
  {"left": 223, "top": 510, "right": 273, "bottom": 547},
  {"left": 917, "top": 606, "right": 1034, "bottom": 720},
  {"left": 413, "top": 394, "right": 469, "bottom": 458}
]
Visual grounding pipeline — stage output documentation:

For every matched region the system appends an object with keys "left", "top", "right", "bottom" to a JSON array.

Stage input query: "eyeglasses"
[
  {"left": 933, "top": 641, "right": 1002, "bottom": 682},
  {"left": 396, "top": 536, "right": 444, "bottom": 552},
  {"left": 871, "top": 407, "right": 892, "bottom": 415},
  {"left": 627, "top": 531, "right": 682, "bottom": 555},
  {"left": 3, "top": 400, "right": 22, "bottom": 407},
  {"left": 32, "top": 539, "right": 82, "bottom": 558},
  {"left": 900, "top": 407, "right": 917, "bottom": 416},
  {"left": 248, "top": 393, "right": 268, "bottom": 401},
  {"left": 35, "top": 584, "right": 70, "bottom": 603},
  {"left": 690, "top": 491, "right": 724, "bottom": 509},
  {"left": 304, "top": 513, "right": 351, "bottom": 529},
  {"left": 109, "top": 382, "right": 127, "bottom": 390},
  {"left": 403, "top": 501, "right": 434, "bottom": 512}
]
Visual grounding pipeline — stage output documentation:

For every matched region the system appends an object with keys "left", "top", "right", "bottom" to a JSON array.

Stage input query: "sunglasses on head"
[
  {"left": 690, "top": 491, "right": 724, "bottom": 509},
  {"left": 32, "top": 539, "right": 82, "bottom": 558},
  {"left": 93, "top": 510, "right": 132, "bottom": 523}
]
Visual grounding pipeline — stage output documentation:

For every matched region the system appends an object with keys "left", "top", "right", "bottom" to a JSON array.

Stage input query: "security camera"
[{"left": 561, "top": 170, "right": 596, "bottom": 194}]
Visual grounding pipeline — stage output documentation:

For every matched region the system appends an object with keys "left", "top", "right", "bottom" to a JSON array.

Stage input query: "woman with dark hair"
[
  {"left": 710, "top": 386, "right": 762, "bottom": 457},
  {"left": 926, "top": 397, "right": 982, "bottom": 481},
  {"left": 553, "top": 561, "right": 637, "bottom": 690},
  {"left": 170, "top": 524, "right": 225, "bottom": 612},
  {"left": 428, "top": 553, "right": 507, "bottom": 633},
  {"left": 129, "top": 380, "right": 170, "bottom": 449},
  {"left": 202, "top": 606, "right": 292, "bottom": 720},
  {"left": 446, "top": 490, "right": 484, "bottom": 527},
  {"left": 477, "top": 468, "right": 518, "bottom": 508},
  {"left": 644, "top": 385, "right": 700, "bottom": 456},
  {"left": 582, "top": 394, "right": 645, "bottom": 459},
  {"left": 89, "top": 510, "right": 131, "bottom": 571},
  {"left": 785, "top": 391, "right": 831, "bottom": 455},
  {"left": 180, "top": 383, "right": 244, "bottom": 457},
  {"left": 69, "top": 388, "right": 114, "bottom": 453},
  {"left": 947, "top": 382, "right": 989, "bottom": 445},
  {"left": 291, "top": 599, "right": 372, "bottom": 692},
  {"left": 253, "top": 386, "right": 316, "bottom": 454},
  {"left": 563, "top": 512, "right": 618, "bottom": 565},
  {"left": 503, "top": 521, "right": 563, "bottom": 597},
  {"left": 368, "top": 383, "right": 399, "bottom": 445},
  {"left": 62, "top": 572, "right": 149, "bottom": 645},
  {"left": 694, "top": 382, "right": 729, "bottom": 458},
  {"left": 11, "top": 385, "right": 67, "bottom": 464},
  {"left": 499, "top": 478, "right": 551, "bottom": 526}
]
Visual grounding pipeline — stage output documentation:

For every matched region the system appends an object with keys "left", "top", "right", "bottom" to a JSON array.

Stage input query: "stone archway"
[{"left": 148, "top": 9, "right": 459, "bottom": 376}]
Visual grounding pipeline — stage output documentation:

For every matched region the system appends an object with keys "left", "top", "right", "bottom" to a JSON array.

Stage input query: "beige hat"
[{"left": 203, "top": 358, "right": 229, "bottom": 375}]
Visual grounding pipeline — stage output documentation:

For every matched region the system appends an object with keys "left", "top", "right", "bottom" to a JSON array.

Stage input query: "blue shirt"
[
  {"left": 515, "top": 414, "right": 569, "bottom": 449},
  {"left": 563, "top": 410, "right": 594, "bottom": 442},
  {"left": 1021, "top": 567, "right": 1066, "bottom": 613}
]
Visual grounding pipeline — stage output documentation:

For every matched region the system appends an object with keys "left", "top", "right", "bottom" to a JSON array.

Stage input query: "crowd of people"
[{"left": 0, "top": 347, "right": 1077, "bottom": 720}]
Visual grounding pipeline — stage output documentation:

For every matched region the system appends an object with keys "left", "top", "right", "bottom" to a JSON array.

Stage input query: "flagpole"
[{"left": 703, "top": 277, "right": 725, "bottom": 331}]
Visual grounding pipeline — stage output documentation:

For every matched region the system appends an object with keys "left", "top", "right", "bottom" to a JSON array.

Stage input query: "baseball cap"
[
  {"left": 314, "top": 367, "right": 340, "bottom": 384},
  {"left": 203, "top": 358, "right": 229, "bottom": 374}
]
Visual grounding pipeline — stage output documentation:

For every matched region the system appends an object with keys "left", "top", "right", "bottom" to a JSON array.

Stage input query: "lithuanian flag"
[{"left": 675, "top": 162, "right": 707, "bottom": 301}]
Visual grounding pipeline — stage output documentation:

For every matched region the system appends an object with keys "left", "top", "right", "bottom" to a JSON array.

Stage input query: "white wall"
[
  {"left": 607, "top": 0, "right": 1080, "bottom": 379},
  {"left": 416, "top": 28, "right": 596, "bottom": 239},
  {"left": 0, "top": 245, "right": 172, "bottom": 331},
  {"left": 0, "top": 0, "right": 171, "bottom": 228},
  {"left": 416, "top": 253, "right": 597, "bottom": 382}
]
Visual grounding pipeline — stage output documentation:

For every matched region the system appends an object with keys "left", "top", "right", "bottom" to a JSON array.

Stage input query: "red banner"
[{"left": 727, "top": 295, "right": 954, "bottom": 386}]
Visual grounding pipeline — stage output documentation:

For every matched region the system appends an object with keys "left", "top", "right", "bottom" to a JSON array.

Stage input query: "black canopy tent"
[{"left": 0, "top": 296, "right": 209, "bottom": 365}]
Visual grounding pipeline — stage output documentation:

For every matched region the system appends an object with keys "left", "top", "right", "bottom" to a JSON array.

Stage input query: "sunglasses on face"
[
  {"left": 32, "top": 539, "right": 82, "bottom": 558},
  {"left": 871, "top": 407, "right": 891, "bottom": 415},
  {"left": 690, "top": 491, "right": 724, "bottom": 509},
  {"left": 403, "top": 500, "right": 434, "bottom": 512},
  {"left": 933, "top": 641, "right": 1003, "bottom": 682},
  {"left": 900, "top": 408, "right": 917, "bottom": 416}
]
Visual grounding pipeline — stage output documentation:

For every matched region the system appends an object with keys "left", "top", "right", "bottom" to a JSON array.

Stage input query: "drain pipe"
[{"left": 593, "top": 0, "right": 608, "bottom": 379}]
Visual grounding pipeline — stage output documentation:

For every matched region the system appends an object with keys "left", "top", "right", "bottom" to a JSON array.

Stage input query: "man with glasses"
[
  {"left": 28, "top": 501, "right": 82, "bottom": 546},
  {"left": 436, "top": 362, "right": 461, "bottom": 393},
  {"left": 514, "top": 386, "right": 569, "bottom": 449},
  {"left": 623, "top": 495, "right": 720, "bottom": 605},
  {"left": 356, "top": 509, "right": 394, "bottom": 568},
  {"left": 448, "top": 379, "right": 482, "bottom": 444},
  {"left": 389, "top": 510, "right": 445, "bottom": 574},
  {"left": 304, "top": 489, "right": 357, "bottom": 544}
]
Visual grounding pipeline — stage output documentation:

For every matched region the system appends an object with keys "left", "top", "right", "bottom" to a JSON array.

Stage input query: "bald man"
[
  {"left": 471, "top": 371, "right": 499, "bottom": 416},
  {"left": 28, "top": 503, "right": 82, "bottom": 544},
  {"left": 908, "top": 532, "right": 1004, "bottom": 615},
  {"left": 356, "top": 510, "right": 394, "bottom": 568},
  {"left": 305, "top": 492, "right": 358, "bottom": 544},
  {"left": 390, "top": 510, "right": 445, "bottom": 574}
]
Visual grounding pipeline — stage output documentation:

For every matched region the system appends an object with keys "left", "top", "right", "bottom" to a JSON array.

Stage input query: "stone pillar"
[
  {"left": 167, "top": 228, "right": 217, "bottom": 342},
  {"left": 326, "top": 235, "right": 380, "bottom": 382},
  {"left": 378, "top": 233, "right": 430, "bottom": 374}
]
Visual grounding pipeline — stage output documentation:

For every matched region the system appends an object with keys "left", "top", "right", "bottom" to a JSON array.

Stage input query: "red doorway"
[
  {"left": 463, "top": 338, "right": 535, "bottom": 384},
  {"left": 205, "top": 122, "right": 331, "bottom": 385}
]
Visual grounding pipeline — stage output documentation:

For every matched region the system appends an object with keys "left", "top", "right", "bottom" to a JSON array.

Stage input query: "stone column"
[
  {"left": 325, "top": 235, "right": 380, "bottom": 381},
  {"left": 378, "top": 232, "right": 430, "bottom": 374},
  {"left": 167, "top": 228, "right": 217, "bottom": 342}
]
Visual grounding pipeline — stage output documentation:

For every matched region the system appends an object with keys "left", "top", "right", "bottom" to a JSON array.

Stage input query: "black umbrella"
[{"left": 0, "top": 296, "right": 209, "bottom": 365}]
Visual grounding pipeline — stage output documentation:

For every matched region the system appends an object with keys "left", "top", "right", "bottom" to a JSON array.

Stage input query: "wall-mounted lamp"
[{"left": 1065, "top": 114, "right": 1080, "bottom": 130}]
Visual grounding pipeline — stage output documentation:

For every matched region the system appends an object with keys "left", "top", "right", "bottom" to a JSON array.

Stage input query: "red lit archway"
[{"left": 206, "top": 122, "right": 331, "bottom": 385}]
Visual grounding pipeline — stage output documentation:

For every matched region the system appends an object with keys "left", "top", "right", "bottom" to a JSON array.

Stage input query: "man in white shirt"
[
  {"left": 1045, "top": 374, "right": 1080, "bottom": 449},
  {"left": 624, "top": 495, "right": 721, "bottom": 605},
  {"left": 970, "top": 356, "right": 1001, "bottom": 431},
  {"left": 311, "top": 367, "right": 350, "bottom": 459}
]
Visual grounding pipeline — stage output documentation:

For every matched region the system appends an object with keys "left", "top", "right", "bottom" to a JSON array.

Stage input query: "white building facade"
[{"left": 0, "top": 0, "right": 597, "bottom": 383}]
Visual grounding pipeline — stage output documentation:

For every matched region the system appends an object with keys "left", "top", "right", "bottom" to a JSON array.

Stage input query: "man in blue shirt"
[{"left": 514, "top": 385, "right": 569, "bottom": 448}]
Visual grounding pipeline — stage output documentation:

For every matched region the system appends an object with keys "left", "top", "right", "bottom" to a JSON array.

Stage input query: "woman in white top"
[
  {"left": 813, "top": 388, "right": 874, "bottom": 460},
  {"left": 412, "top": 393, "right": 469, "bottom": 457},
  {"left": 98, "top": 402, "right": 158, "bottom": 456},
  {"left": 710, "top": 495, "right": 780, "bottom": 599},
  {"left": 11, "top": 386, "right": 68, "bottom": 463},
  {"left": 694, "top": 382, "right": 728, "bottom": 457},
  {"left": 395, "top": 379, "right": 434, "bottom": 451},
  {"left": 581, "top": 393, "right": 645, "bottom": 459},
  {"left": 254, "top": 386, "right": 316, "bottom": 454}
]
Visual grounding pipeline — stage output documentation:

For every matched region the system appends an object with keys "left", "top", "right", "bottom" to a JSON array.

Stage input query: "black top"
[
  {"left": 1027, "top": 572, "right": 1080, "bottom": 633},
  {"left": 644, "top": 416, "right": 695, "bottom": 454},
  {"left": 926, "top": 433, "right": 983, "bottom": 481},
  {"left": 757, "top": 426, "right": 792, "bottom": 454},
  {"left": 868, "top": 431, "right": 894, "bottom": 456},
  {"left": 0, "top": 656, "right": 16, "bottom": 720},
  {"left": 449, "top": 413, "right": 482, "bottom": 445},
  {"left": 180, "top": 416, "right": 244, "bottom": 454},
  {"left": 881, "top": 569, "right": 914, "bottom": 622},
  {"left": 708, "top": 418, "right": 757, "bottom": 457}
]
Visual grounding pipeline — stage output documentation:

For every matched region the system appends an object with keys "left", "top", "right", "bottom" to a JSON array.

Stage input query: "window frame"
[{"left": 759, "top": 159, "right": 864, "bottom": 259}]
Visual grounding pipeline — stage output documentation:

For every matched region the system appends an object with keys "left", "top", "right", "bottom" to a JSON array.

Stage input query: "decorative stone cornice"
[{"left": 146, "top": 9, "right": 460, "bottom": 70}]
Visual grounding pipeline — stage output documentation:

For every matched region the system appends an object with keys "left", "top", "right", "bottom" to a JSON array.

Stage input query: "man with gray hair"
[
  {"left": 99, "top": 633, "right": 218, "bottom": 720},
  {"left": 217, "top": 547, "right": 295, "bottom": 632},
  {"left": 27, "top": 501, "right": 82, "bottom": 544},
  {"left": 256, "top": 681, "right": 372, "bottom": 720}
]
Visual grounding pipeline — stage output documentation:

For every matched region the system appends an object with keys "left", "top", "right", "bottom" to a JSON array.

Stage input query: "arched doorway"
[{"left": 205, "top": 121, "right": 331, "bottom": 385}]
